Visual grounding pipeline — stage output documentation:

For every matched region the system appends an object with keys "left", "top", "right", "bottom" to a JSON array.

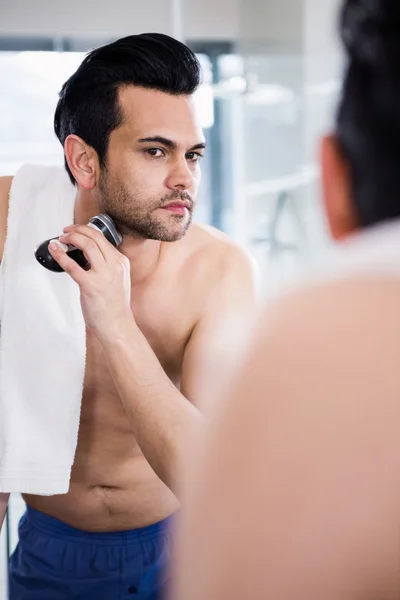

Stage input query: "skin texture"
[{"left": 0, "top": 86, "right": 258, "bottom": 532}]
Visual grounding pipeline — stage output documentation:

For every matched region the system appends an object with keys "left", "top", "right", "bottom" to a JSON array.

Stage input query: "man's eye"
[
  {"left": 146, "top": 148, "right": 165, "bottom": 158},
  {"left": 186, "top": 152, "right": 203, "bottom": 162}
]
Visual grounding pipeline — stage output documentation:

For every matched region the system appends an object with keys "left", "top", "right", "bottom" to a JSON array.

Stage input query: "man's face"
[{"left": 98, "top": 86, "right": 206, "bottom": 241}]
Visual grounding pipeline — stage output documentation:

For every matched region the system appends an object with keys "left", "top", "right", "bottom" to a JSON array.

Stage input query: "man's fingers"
[
  {"left": 48, "top": 242, "right": 86, "bottom": 284},
  {"left": 63, "top": 224, "right": 115, "bottom": 260},
  {"left": 59, "top": 232, "right": 105, "bottom": 271}
]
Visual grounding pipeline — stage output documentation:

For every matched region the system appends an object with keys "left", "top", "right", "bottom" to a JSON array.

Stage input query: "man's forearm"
[{"left": 100, "top": 318, "right": 203, "bottom": 494}]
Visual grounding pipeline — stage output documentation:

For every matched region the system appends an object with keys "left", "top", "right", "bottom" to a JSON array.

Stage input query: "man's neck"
[{"left": 73, "top": 188, "right": 162, "bottom": 286}]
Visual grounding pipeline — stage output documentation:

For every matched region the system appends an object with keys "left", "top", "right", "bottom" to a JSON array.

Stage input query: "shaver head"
[
  {"left": 35, "top": 213, "right": 122, "bottom": 272},
  {"left": 88, "top": 214, "right": 122, "bottom": 247}
]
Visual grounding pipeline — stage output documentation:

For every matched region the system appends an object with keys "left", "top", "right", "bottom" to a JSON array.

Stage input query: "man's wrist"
[{"left": 95, "top": 311, "right": 138, "bottom": 346}]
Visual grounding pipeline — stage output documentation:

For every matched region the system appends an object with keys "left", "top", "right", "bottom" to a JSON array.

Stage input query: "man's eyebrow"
[
  {"left": 137, "top": 136, "right": 177, "bottom": 149},
  {"left": 137, "top": 137, "right": 207, "bottom": 152},
  {"left": 190, "top": 142, "right": 207, "bottom": 151}
]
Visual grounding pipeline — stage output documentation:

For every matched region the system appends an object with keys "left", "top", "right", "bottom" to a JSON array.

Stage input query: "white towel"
[{"left": 0, "top": 164, "right": 86, "bottom": 495}]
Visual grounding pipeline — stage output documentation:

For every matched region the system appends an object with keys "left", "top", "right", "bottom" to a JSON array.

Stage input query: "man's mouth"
[{"left": 160, "top": 200, "right": 191, "bottom": 215}]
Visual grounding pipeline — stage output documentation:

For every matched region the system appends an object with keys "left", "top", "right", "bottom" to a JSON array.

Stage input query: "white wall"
[
  {"left": 0, "top": 0, "right": 240, "bottom": 40},
  {"left": 304, "top": 0, "right": 341, "bottom": 56},
  {"left": 184, "top": 0, "right": 239, "bottom": 40},
  {"left": 0, "top": 0, "right": 171, "bottom": 37},
  {"left": 303, "top": 0, "right": 343, "bottom": 162},
  {"left": 0, "top": 0, "right": 311, "bottom": 43},
  {"left": 238, "top": 0, "right": 303, "bottom": 53},
  {"left": 301, "top": 0, "right": 343, "bottom": 262}
]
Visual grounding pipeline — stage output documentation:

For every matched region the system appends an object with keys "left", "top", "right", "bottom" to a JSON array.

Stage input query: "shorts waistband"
[{"left": 23, "top": 504, "right": 175, "bottom": 545}]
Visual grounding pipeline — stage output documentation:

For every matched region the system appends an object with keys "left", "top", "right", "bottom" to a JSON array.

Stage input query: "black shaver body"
[{"left": 35, "top": 214, "right": 122, "bottom": 273}]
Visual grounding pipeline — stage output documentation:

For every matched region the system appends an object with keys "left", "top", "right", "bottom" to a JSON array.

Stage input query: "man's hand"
[{"left": 49, "top": 224, "right": 132, "bottom": 341}]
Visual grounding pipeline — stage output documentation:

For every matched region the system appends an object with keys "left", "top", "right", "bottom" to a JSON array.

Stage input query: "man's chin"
[
  {"left": 151, "top": 227, "right": 190, "bottom": 243},
  {"left": 114, "top": 212, "right": 192, "bottom": 242},
  {"left": 153, "top": 215, "right": 192, "bottom": 242}
]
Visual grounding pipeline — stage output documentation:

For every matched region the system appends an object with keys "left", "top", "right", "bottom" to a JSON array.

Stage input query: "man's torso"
[
  {"left": 22, "top": 217, "right": 222, "bottom": 531},
  {"left": 0, "top": 169, "right": 236, "bottom": 532}
]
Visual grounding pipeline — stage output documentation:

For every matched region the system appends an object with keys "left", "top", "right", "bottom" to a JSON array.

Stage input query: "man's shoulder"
[
  {"left": 173, "top": 223, "right": 260, "bottom": 317},
  {"left": 0, "top": 175, "right": 13, "bottom": 201},
  {"left": 184, "top": 221, "right": 232, "bottom": 250},
  {"left": 0, "top": 175, "right": 13, "bottom": 189},
  {"left": 0, "top": 175, "right": 13, "bottom": 204},
  {"left": 184, "top": 222, "right": 257, "bottom": 276}
]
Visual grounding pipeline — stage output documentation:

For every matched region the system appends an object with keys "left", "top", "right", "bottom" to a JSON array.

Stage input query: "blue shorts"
[{"left": 8, "top": 505, "right": 174, "bottom": 600}]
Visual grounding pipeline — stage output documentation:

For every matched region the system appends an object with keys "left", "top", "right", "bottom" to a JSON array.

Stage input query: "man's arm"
[
  {"left": 51, "top": 228, "right": 259, "bottom": 494},
  {"left": 101, "top": 247, "right": 258, "bottom": 494},
  {"left": 180, "top": 245, "right": 259, "bottom": 409},
  {"left": 174, "top": 277, "right": 400, "bottom": 599}
]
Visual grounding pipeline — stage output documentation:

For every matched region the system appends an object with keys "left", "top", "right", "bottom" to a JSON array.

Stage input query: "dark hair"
[
  {"left": 336, "top": 0, "right": 400, "bottom": 227},
  {"left": 54, "top": 33, "right": 201, "bottom": 184}
]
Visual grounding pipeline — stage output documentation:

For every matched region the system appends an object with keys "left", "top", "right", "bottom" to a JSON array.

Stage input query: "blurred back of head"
[{"left": 334, "top": 0, "right": 400, "bottom": 229}]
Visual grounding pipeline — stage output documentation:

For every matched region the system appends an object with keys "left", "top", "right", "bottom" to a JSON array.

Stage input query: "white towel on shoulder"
[{"left": 0, "top": 163, "right": 86, "bottom": 495}]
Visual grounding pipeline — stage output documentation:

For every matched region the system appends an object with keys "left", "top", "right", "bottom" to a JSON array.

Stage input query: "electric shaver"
[{"left": 35, "top": 214, "right": 122, "bottom": 273}]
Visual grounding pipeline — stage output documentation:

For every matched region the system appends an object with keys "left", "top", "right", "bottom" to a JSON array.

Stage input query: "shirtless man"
[
  {"left": 0, "top": 33, "right": 257, "bottom": 599},
  {"left": 174, "top": 1, "right": 400, "bottom": 599}
]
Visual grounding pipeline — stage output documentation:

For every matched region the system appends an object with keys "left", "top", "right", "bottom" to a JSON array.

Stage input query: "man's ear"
[
  {"left": 320, "top": 134, "right": 359, "bottom": 241},
  {"left": 64, "top": 135, "right": 99, "bottom": 190}
]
